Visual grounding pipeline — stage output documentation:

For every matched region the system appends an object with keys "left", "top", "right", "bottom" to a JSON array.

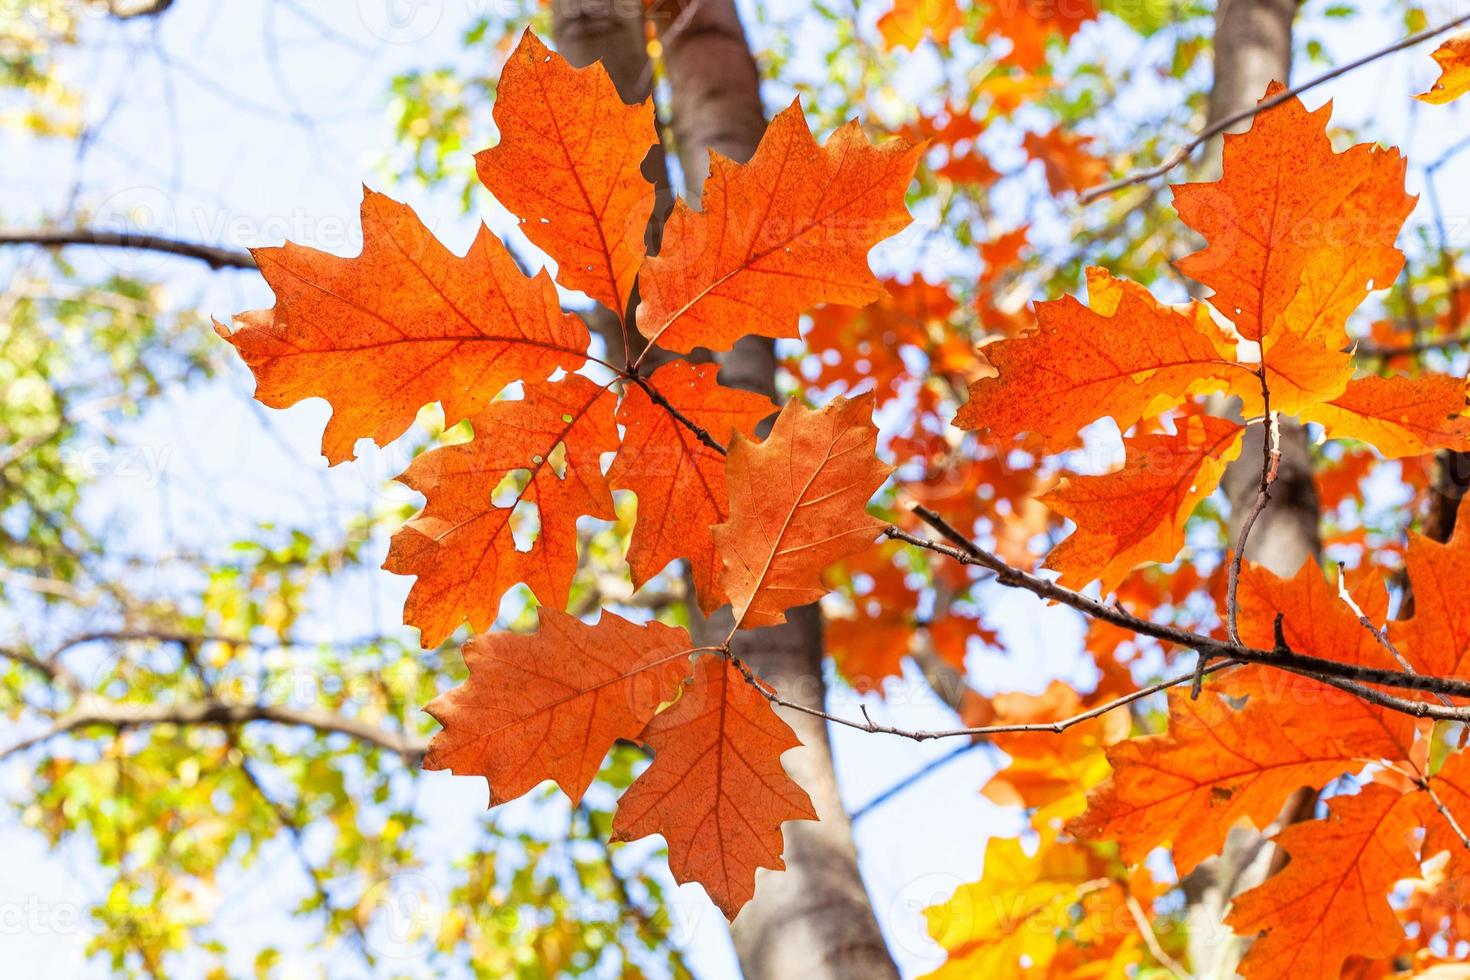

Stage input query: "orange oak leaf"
[
  {"left": 956, "top": 269, "right": 1248, "bottom": 451},
  {"left": 826, "top": 552, "right": 921, "bottom": 693},
  {"left": 422, "top": 609, "right": 692, "bottom": 805},
  {"left": 827, "top": 608, "right": 914, "bottom": 695},
  {"left": 384, "top": 374, "right": 619, "bottom": 647},
  {"left": 979, "top": 225, "right": 1028, "bottom": 285},
  {"left": 1300, "top": 373, "right": 1470, "bottom": 459},
  {"left": 1041, "top": 414, "right": 1244, "bottom": 593},
  {"left": 1022, "top": 127, "right": 1106, "bottom": 195},
  {"left": 1421, "top": 750, "right": 1470, "bottom": 879},
  {"left": 980, "top": 0, "right": 1096, "bottom": 69},
  {"left": 1173, "top": 86, "right": 1412, "bottom": 412},
  {"left": 713, "top": 394, "right": 894, "bottom": 631},
  {"left": 1068, "top": 688, "right": 1373, "bottom": 876},
  {"left": 1228, "top": 562, "right": 1422, "bottom": 762},
  {"left": 1228, "top": 784, "right": 1422, "bottom": 980},
  {"left": 876, "top": 0, "right": 966, "bottom": 50},
  {"left": 216, "top": 188, "right": 588, "bottom": 465},
  {"left": 922, "top": 835, "right": 1123, "bottom": 979},
  {"left": 611, "top": 654, "right": 816, "bottom": 918},
  {"left": 902, "top": 104, "right": 997, "bottom": 186},
  {"left": 1389, "top": 519, "right": 1470, "bottom": 679},
  {"left": 635, "top": 100, "right": 923, "bottom": 354},
  {"left": 476, "top": 31, "right": 656, "bottom": 314},
  {"left": 1417, "top": 33, "right": 1470, "bottom": 104},
  {"left": 800, "top": 276, "right": 957, "bottom": 399},
  {"left": 983, "top": 683, "right": 1129, "bottom": 828},
  {"left": 608, "top": 362, "right": 774, "bottom": 612}
]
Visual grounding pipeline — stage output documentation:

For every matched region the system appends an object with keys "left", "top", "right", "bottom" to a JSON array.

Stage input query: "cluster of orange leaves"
[
  {"left": 215, "top": 15, "right": 1470, "bottom": 973},
  {"left": 217, "top": 30, "right": 922, "bottom": 919},
  {"left": 919, "top": 86, "right": 1470, "bottom": 978},
  {"left": 878, "top": 0, "right": 1096, "bottom": 69}
]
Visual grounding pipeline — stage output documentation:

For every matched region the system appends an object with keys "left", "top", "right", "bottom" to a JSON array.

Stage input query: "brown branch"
[
  {"left": 0, "top": 645, "right": 83, "bottom": 697},
  {"left": 0, "top": 228, "right": 257, "bottom": 270},
  {"left": 1357, "top": 331, "right": 1470, "bottom": 360},
  {"left": 0, "top": 698, "right": 429, "bottom": 763},
  {"left": 886, "top": 506, "right": 1470, "bottom": 704},
  {"left": 1079, "top": 9, "right": 1470, "bottom": 203},
  {"left": 626, "top": 372, "right": 730, "bottom": 455}
]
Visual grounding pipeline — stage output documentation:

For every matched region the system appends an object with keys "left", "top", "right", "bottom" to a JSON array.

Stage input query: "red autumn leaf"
[
  {"left": 875, "top": 0, "right": 967, "bottom": 51},
  {"left": 1022, "top": 127, "right": 1106, "bottom": 195},
  {"left": 476, "top": 31, "right": 656, "bottom": 314},
  {"left": 1228, "top": 784, "right": 1423, "bottom": 980},
  {"left": 384, "top": 374, "right": 619, "bottom": 647},
  {"left": 1416, "top": 33, "right": 1470, "bottom": 104},
  {"left": 635, "top": 100, "right": 923, "bottom": 354},
  {"left": 956, "top": 269, "right": 1249, "bottom": 451},
  {"left": 1041, "top": 413, "right": 1244, "bottom": 594},
  {"left": 216, "top": 188, "right": 588, "bottom": 465},
  {"left": 423, "top": 609, "right": 692, "bottom": 805},
  {"left": 1069, "top": 688, "right": 1375, "bottom": 876},
  {"left": 611, "top": 654, "right": 817, "bottom": 918},
  {"left": 1389, "top": 518, "right": 1470, "bottom": 678},
  {"left": 980, "top": 0, "right": 1096, "bottom": 69},
  {"left": 1300, "top": 373, "right": 1470, "bottom": 459},
  {"left": 800, "top": 276, "right": 958, "bottom": 399},
  {"left": 713, "top": 393, "right": 894, "bottom": 631},
  {"left": 609, "top": 362, "right": 774, "bottom": 612},
  {"left": 1174, "top": 84, "right": 1413, "bottom": 414}
]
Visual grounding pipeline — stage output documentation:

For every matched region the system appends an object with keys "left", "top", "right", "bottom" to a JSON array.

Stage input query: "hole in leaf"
[
  {"left": 492, "top": 468, "right": 532, "bottom": 508},
  {"left": 510, "top": 498, "right": 540, "bottom": 552},
  {"left": 547, "top": 441, "right": 569, "bottom": 479}
]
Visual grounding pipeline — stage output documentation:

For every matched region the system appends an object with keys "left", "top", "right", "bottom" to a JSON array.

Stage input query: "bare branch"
[
  {"left": 0, "top": 228, "right": 256, "bottom": 270},
  {"left": 1080, "top": 10, "right": 1470, "bottom": 203},
  {"left": 1, "top": 697, "right": 429, "bottom": 763}
]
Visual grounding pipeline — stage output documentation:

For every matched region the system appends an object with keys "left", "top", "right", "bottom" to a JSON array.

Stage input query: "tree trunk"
[
  {"left": 556, "top": 3, "right": 900, "bottom": 977},
  {"left": 646, "top": 2, "right": 900, "bottom": 978},
  {"left": 1187, "top": 3, "right": 1312, "bottom": 976}
]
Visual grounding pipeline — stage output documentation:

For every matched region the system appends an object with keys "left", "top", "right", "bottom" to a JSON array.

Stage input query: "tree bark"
[
  {"left": 1187, "top": 3, "right": 1311, "bottom": 976},
  {"left": 644, "top": 2, "right": 900, "bottom": 977}
]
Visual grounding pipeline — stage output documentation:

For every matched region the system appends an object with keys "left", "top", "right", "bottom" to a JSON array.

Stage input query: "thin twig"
[
  {"left": 1125, "top": 893, "right": 1189, "bottom": 980},
  {"left": 1336, "top": 561, "right": 1455, "bottom": 710},
  {"left": 1227, "top": 406, "right": 1281, "bottom": 646},
  {"left": 850, "top": 740, "right": 995, "bottom": 821},
  {"left": 626, "top": 372, "right": 729, "bottom": 454},
  {"left": 1079, "top": 10, "right": 1470, "bottom": 203},
  {"left": 1421, "top": 778, "right": 1470, "bottom": 852},
  {"left": 729, "top": 653, "right": 1232, "bottom": 742}
]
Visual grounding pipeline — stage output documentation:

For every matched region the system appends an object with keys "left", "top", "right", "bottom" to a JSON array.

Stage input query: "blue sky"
[{"left": 4, "top": 0, "right": 1470, "bottom": 976}]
